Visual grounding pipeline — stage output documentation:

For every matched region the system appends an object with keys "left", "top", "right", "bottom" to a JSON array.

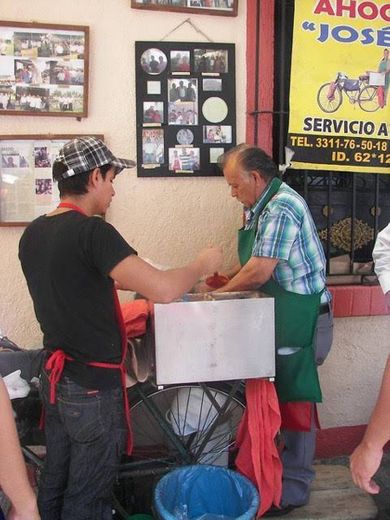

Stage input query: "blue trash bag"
[{"left": 153, "top": 465, "right": 260, "bottom": 520}]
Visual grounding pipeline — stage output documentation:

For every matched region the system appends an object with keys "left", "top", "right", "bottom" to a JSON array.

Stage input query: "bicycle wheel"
[
  {"left": 126, "top": 381, "right": 245, "bottom": 471},
  {"left": 358, "top": 86, "right": 380, "bottom": 112},
  {"left": 317, "top": 82, "right": 342, "bottom": 112}
]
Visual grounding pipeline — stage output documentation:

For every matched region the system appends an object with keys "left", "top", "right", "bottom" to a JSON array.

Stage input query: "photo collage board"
[
  {"left": 135, "top": 41, "right": 236, "bottom": 177},
  {"left": 0, "top": 21, "right": 88, "bottom": 117},
  {"left": 0, "top": 135, "right": 102, "bottom": 225}
]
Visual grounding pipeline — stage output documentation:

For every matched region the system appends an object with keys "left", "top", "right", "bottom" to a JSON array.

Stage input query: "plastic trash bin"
[{"left": 153, "top": 465, "right": 259, "bottom": 520}]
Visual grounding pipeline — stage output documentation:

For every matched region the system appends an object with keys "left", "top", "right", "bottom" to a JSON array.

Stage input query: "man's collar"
[{"left": 248, "top": 179, "right": 275, "bottom": 215}]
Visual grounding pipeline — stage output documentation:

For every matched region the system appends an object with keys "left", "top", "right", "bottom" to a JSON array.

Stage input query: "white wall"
[
  {"left": 319, "top": 315, "right": 390, "bottom": 429},
  {"left": 0, "top": 0, "right": 246, "bottom": 344}
]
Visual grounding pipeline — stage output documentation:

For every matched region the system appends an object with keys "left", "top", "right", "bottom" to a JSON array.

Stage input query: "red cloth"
[
  {"left": 120, "top": 299, "right": 152, "bottom": 338},
  {"left": 235, "top": 379, "right": 282, "bottom": 517},
  {"left": 280, "top": 402, "right": 313, "bottom": 432},
  {"left": 205, "top": 272, "right": 229, "bottom": 289}
]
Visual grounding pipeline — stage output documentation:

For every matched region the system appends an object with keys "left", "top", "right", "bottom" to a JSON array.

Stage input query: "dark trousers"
[
  {"left": 281, "top": 309, "right": 334, "bottom": 506},
  {"left": 38, "top": 371, "right": 126, "bottom": 520}
]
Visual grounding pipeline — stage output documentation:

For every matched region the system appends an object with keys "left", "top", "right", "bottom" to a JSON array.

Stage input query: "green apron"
[{"left": 238, "top": 178, "right": 322, "bottom": 403}]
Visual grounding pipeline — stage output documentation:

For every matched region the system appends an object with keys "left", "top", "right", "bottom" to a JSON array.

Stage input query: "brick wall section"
[{"left": 329, "top": 285, "right": 390, "bottom": 317}]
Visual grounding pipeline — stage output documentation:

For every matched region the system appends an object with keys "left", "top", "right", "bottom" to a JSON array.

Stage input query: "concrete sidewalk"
[{"left": 286, "top": 453, "right": 390, "bottom": 520}]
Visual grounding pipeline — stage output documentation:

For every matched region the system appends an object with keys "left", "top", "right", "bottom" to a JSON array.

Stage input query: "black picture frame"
[{"left": 135, "top": 41, "right": 236, "bottom": 177}]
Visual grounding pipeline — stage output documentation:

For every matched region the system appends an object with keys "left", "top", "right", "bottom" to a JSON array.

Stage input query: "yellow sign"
[{"left": 287, "top": 0, "right": 390, "bottom": 173}]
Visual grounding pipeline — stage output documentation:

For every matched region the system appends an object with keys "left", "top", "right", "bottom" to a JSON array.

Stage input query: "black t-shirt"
[{"left": 19, "top": 211, "right": 137, "bottom": 389}]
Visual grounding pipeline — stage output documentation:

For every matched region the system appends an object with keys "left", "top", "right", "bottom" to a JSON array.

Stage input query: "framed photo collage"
[
  {"left": 0, "top": 21, "right": 88, "bottom": 117},
  {"left": 0, "top": 135, "right": 103, "bottom": 225},
  {"left": 135, "top": 41, "right": 236, "bottom": 177}
]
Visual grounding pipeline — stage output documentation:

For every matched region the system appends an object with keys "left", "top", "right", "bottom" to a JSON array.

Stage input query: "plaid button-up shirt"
[{"left": 245, "top": 180, "right": 330, "bottom": 302}]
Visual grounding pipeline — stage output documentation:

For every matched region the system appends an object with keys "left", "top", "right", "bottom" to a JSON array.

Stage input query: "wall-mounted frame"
[
  {"left": 135, "top": 41, "right": 236, "bottom": 177},
  {"left": 131, "top": 1, "right": 238, "bottom": 17},
  {"left": 0, "top": 21, "right": 89, "bottom": 117},
  {"left": 0, "top": 134, "right": 103, "bottom": 226}
]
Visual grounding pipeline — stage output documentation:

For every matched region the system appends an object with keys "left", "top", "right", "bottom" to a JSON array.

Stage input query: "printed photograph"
[
  {"left": 0, "top": 32, "right": 14, "bottom": 56},
  {"left": 170, "top": 51, "right": 190, "bottom": 73},
  {"left": 0, "top": 90, "right": 14, "bottom": 110},
  {"left": 35, "top": 178, "right": 52, "bottom": 195},
  {"left": 168, "top": 101, "right": 198, "bottom": 125},
  {"left": 176, "top": 128, "right": 194, "bottom": 145},
  {"left": 50, "top": 86, "right": 84, "bottom": 113},
  {"left": 15, "top": 86, "right": 50, "bottom": 111},
  {"left": 194, "top": 49, "right": 228, "bottom": 73},
  {"left": 142, "top": 128, "right": 164, "bottom": 165},
  {"left": 34, "top": 146, "right": 51, "bottom": 168},
  {"left": 140, "top": 48, "right": 167, "bottom": 75},
  {"left": 203, "top": 125, "right": 232, "bottom": 143},
  {"left": 13, "top": 31, "right": 85, "bottom": 59},
  {"left": 1, "top": 153, "right": 19, "bottom": 168},
  {"left": 168, "top": 78, "right": 197, "bottom": 102},
  {"left": 50, "top": 60, "right": 84, "bottom": 85},
  {"left": 169, "top": 147, "right": 200, "bottom": 171},
  {"left": 143, "top": 101, "right": 164, "bottom": 124},
  {"left": 189, "top": 0, "right": 234, "bottom": 7},
  {"left": 13, "top": 32, "right": 44, "bottom": 58},
  {"left": 202, "top": 77, "right": 222, "bottom": 91},
  {"left": 14, "top": 59, "right": 51, "bottom": 85}
]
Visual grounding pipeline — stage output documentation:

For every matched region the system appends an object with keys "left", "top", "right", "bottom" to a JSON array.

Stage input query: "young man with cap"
[{"left": 18, "top": 136, "right": 222, "bottom": 520}]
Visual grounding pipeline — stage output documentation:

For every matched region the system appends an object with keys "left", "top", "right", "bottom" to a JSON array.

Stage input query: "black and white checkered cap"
[{"left": 53, "top": 137, "right": 136, "bottom": 180}]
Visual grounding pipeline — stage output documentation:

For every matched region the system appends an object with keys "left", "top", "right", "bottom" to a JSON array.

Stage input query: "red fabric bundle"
[
  {"left": 120, "top": 299, "right": 152, "bottom": 338},
  {"left": 205, "top": 272, "right": 229, "bottom": 289},
  {"left": 235, "top": 379, "right": 282, "bottom": 517}
]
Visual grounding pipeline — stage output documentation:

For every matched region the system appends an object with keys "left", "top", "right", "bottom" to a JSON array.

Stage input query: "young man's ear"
[{"left": 89, "top": 167, "right": 101, "bottom": 187}]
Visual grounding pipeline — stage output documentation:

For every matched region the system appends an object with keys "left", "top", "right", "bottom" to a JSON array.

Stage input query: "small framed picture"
[
  {"left": 203, "top": 125, "right": 232, "bottom": 143},
  {"left": 143, "top": 101, "right": 164, "bottom": 124},
  {"left": 142, "top": 128, "right": 164, "bottom": 165},
  {"left": 0, "top": 21, "right": 89, "bottom": 117},
  {"left": 168, "top": 78, "right": 197, "bottom": 103},
  {"left": 194, "top": 49, "right": 228, "bottom": 73},
  {"left": 140, "top": 48, "right": 167, "bottom": 75},
  {"left": 168, "top": 102, "right": 198, "bottom": 125},
  {"left": 176, "top": 129, "right": 194, "bottom": 145},
  {"left": 169, "top": 147, "right": 200, "bottom": 171},
  {"left": 170, "top": 51, "right": 190, "bottom": 73}
]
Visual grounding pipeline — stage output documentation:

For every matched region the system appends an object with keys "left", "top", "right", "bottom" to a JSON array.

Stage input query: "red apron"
[{"left": 44, "top": 202, "right": 133, "bottom": 455}]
